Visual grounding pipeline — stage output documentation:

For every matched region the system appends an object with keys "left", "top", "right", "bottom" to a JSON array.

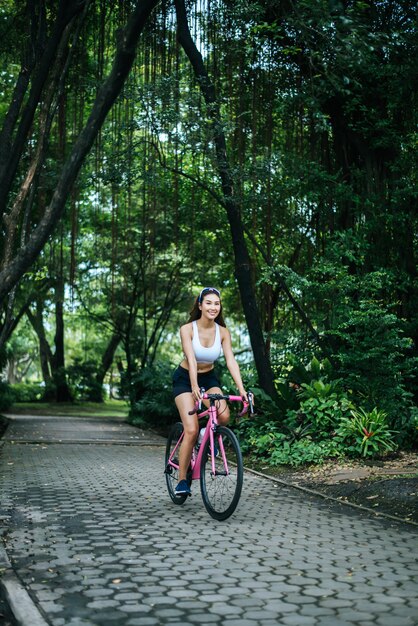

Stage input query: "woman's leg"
[
  {"left": 205, "top": 386, "right": 230, "bottom": 425},
  {"left": 175, "top": 392, "right": 199, "bottom": 482}
]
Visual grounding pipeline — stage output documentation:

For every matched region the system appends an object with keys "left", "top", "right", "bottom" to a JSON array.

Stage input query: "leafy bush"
[
  {"left": 236, "top": 416, "right": 285, "bottom": 457},
  {"left": 236, "top": 355, "right": 356, "bottom": 466},
  {"left": 66, "top": 360, "right": 104, "bottom": 402},
  {"left": 306, "top": 253, "right": 417, "bottom": 430},
  {"left": 283, "top": 354, "right": 334, "bottom": 387},
  {"left": 270, "top": 438, "right": 344, "bottom": 467},
  {"left": 128, "top": 363, "right": 176, "bottom": 431},
  {"left": 237, "top": 412, "right": 345, "bottom": 466},
  {"left": 9, "top": 382, "right": 45, "bottom": 402},
  {"left": 285, "top": 379, "right": 353, "bottom": 440},
  {"left": 0, "top": 380, "right": 13, "bottom": 412},
  {"left": 337, "top": 407, "right": 398, "bottom": 458},
  {"left": 331, "top": 302, "right": 415, "bottom": 424},
  {"left": 273, "top": 355, "right": 335, "bottom": 415}
]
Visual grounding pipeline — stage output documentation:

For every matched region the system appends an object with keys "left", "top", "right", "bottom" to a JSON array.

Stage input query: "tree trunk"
[
  {"left": 175, "top": 0, "right": 278, "bottom": 401},
  {"left": 94, "top": 332, "right": 121, "bottom": 402},
  {"left": 53, "top": 276, "right": 72, "bottom": 402},
  {"left": 26, "top": 301, "right": 53, "bottom": 385}
]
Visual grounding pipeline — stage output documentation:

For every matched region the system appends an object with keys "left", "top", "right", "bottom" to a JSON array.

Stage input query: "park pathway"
[{"left": 0, "top": 414, "right": 417, "bottom": 626}]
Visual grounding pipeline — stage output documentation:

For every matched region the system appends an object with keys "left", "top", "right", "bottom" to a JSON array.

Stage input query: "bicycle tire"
[
  {"left": 200, "top": 426, "right": 243, "bottom": 520},
  {"left": 165, "top": 422, "right": 188, "bottom": 505}
]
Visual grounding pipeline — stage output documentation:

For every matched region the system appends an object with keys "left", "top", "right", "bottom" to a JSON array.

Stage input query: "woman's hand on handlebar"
[
  {"left": 236, "top": 391, "right": 253, "bottom": 416},
  {"left": 191, "top": 384, "right": 202, "bottom": 403}
]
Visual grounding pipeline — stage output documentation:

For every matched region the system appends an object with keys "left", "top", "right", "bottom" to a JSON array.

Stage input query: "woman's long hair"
[{"left": 187, "top": 297, "right": 226, "bottom": 327}]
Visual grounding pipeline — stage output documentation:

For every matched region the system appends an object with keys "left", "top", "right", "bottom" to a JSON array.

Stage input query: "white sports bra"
[{"left": 192, "top": 321, "right": 222, "bottom": 364}]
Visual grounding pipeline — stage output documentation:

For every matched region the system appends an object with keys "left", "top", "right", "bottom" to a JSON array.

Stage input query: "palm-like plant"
[{"left": 338, "top": 407, "right": 398, "bottom": 457}]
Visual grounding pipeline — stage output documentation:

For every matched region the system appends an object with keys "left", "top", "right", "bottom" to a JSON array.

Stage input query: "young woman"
[{"left": 172, "top": 286, "right": 248, "bottom": 495}]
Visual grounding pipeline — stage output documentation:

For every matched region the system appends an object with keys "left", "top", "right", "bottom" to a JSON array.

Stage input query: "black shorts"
[{"left": 172, "top": 365, "right": 221, "bottom": 399}]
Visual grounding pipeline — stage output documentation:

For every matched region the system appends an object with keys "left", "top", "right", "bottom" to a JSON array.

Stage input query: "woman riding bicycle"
[{"left": 172, "top": 287, "right": 248, "bottom": 496}]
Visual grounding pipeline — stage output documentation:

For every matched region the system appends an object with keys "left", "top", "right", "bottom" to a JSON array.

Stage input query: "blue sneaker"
[{"left": 175, "top": 480, "right": 191, "bottom": 496}]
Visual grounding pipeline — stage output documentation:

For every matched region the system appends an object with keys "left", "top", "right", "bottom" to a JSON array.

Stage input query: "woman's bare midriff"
[{"left": 179, "top": 359, "right": 214, "bottom": 374}]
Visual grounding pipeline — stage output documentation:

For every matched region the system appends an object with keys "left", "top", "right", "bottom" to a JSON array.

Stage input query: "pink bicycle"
[{"left": 165, "top": 391, "right": 254, "bottom": 520}]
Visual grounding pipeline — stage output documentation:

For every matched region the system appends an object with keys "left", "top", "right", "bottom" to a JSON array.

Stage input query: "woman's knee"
[
  {"left": 218, "top": 403, "right": 230, "bottom": 425},
  {"left": 182, "top": 422, "right": 199, "bottom": 440}
]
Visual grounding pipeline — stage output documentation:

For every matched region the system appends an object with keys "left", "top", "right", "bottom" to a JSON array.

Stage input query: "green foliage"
[
  {"left": 236, "top": 416, "right": 285, "bottom": 457},
  {"left": 66, "top": 360, "right": 104, "bottom": 402},
  {"left": 337, "top": 407, "right": 398, "bottom": 458},
  {"left": 330, "top": 299, "right": 414, "bottom": 419},
  {"left": 9, "top": 382, "right": 44, "bottom": 402},
  {"left": 278, "top": 354, "right": 334, "bottom": 388},
  {"left": 305, "top": 237, "right": 417, "bottom": 431},
  {"left": 127, "top": 363, "right": 175, "bottom": 431},
  {"left": 286, "top": 379, "right": 353, "bottom": 440},
  {"left": 270, "top": 439, "right": 344, "bottom": 467},
  {"left": 238, "top": 352, "right": 408, "bottom": 467},
  {"left": 237, "top": 414, "right": 344, "bottom": 467},
  {"left": 0, "top": 380, "right": 13, "bottom": 412}
]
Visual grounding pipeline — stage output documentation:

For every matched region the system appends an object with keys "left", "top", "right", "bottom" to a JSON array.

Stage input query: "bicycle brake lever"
[
  {"left": 248, "top": 391, "right": 256, "bottom": 416},
  {"left": 198, "top": 387, "right": 205, "bottom": 411}
]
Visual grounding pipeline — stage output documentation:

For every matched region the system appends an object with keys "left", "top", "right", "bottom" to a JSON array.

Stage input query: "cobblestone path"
[{"left": 0, "top": 415, "right": 417, "bottom": 626}]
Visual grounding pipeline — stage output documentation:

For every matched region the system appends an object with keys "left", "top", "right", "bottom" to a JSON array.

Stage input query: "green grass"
[{"left": 7, "top": 399, "right": 130, "bottom": 419}]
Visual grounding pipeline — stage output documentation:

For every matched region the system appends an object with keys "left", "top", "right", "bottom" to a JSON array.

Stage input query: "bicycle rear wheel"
[
  {"left": 200, "top": 426, "right": 243, "bottom": 520},
  {"left": 165, "top": 422, "right": 188, "bottom": 505}
]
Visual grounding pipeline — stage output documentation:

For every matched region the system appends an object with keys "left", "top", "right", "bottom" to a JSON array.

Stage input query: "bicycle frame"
[{"left": 167, "top": 394, "right": 245, "bottom": 480}]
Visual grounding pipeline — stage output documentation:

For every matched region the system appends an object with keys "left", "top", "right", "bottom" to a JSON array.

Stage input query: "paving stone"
[
  {"left": 299, "top": 605, "right": 335, "bottom": 617},
  {"left": 316, "top": 618, "right": 354, "bottom": 626},
  {"left": 119, "top": 603, "right": 151, "bottom": 613},
  {"left": 86, "top": 599, "right": 120, "bottom": 609},
  {"left": 279, "top": 615, "right": 317, "bottom": 625},
  {"left": 126, "top": 617, "right": 161, "bottom": 626},
  {"left": 173, "top": 600, "right": 210, "bottom": 610},
  {"left": 224, "top": 621, "right": 259, "bottom": 626},
  {"left": 209, "top": 600, "right": 246, "bottom": 615},
  {"left": 83, "top": 588, "right": 115, "bottom": 597},
  {"left": 375, "top": 616, "right": 417, "bottom": 626},
  {"left": 153, "top": 607, "right": 187, "bottom": 618}
]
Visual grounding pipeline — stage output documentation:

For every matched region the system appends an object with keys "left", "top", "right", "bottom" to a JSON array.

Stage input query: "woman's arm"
[
  {"left": 221, "top": 327, "right": 247, "bottom": 401},
  {"left": 180, "top": 324, "right": 201, "bottom": 401}
]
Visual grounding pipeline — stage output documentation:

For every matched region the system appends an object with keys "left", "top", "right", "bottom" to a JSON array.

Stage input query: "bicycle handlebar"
[{"left": 188, "top": 390, "right": 255, "bottom": 417}]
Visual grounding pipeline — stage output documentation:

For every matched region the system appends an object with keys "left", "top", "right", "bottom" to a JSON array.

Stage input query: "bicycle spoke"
[{"left": 200, "top": 426, "right": 243, "bottom": 520}]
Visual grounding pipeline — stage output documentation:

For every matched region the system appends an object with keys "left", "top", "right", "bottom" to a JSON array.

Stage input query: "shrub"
[
  {"left": 0, "top": 381, "right": 13, "bottom": 412},
  {"left": 236, "top": 417, "right": 285, "bottom": 457},
  {"left": 9, "top": 382, "right": 45, "bottom": 402},
  {"left": 337, "top": 407, "right": 398, "bottom": 458},
  {"left": 128, "top": 363, "right": 176, "bottom": 431},
  {"left": 66, "top": 360, "right": 104, "bottom": 402},
  {"left": 236, "top": 411, "right": 345, "bottom": 467},
  {"left": 285, "top": 379, "right": 353, "bottom": 440},
  {"left": 270, "top": 438, "right": 344, "bottom": 467}
]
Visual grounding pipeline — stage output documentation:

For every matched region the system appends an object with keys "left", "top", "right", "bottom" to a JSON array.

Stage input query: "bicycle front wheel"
[
  {"left": 165, "top": 422, "right": 188, "bottom": 505},
  {"left": 200, "top": 426, "right": 243, "bottom": 521}
]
